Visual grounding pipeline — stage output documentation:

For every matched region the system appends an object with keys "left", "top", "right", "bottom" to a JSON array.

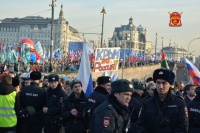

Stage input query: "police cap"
[
  {"left": 111, "top": 79, "right": 134, "bottom": 93},
  {"left": 30, "top": 71, "right": 41, "bottom": 80},
  {"left": 48, "top": 74, "right": 59, "bottom": 82},
  {"left": 133, "top": 81, "right": 145, "bottom": 90},
  {"left": 97, "top": 76, "right": 111, "bottom": 85},
  {"left": 153, "top": 68, "right": 175, "bottom": 85},
  {"left": 70, "top": 79, "right": 82, "bottom": 89}
]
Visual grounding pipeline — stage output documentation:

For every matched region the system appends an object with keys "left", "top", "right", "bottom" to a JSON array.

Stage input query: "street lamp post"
[
  {"left": 122, "top": 38, "right": 126, "bottom": 79},
  {"left": 161, "top": 36, "right": 163, "bottom": 50},
  {"left": 143, "top": 38, "right": 146, "bottom": 62},
  {"left": 34, "top": 25, "right": 38, "bottom": 43},
  {"left": 49, "top": 0, "right": 56, "bottom": 72},
  {"left": 188, "top": 37, "right": 200, "bottom": 53},
  {"left": 100, "top": 7, "right": 106, "bottom": 48},
  {"left": 129, "top": 23, "right": 132, "bottom": 67},
  {"left": 155, "top": 33, "right": 157, "bottom": 63}
]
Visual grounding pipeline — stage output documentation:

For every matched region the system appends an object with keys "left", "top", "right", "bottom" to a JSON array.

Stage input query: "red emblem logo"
[
  {"left": 103, "top": 117, "right": 110, "bottom": 127},
  {"left": 168, "top": 12, "right": 183, "bottom": 27}
]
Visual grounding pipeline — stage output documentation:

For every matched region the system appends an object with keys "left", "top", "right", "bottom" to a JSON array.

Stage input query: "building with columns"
[
  {"left": 108, "top": 17, "right": 152, "bottom": 54},
  {"left": 0, "top": 4, "right": 82, "bottom": 52}
]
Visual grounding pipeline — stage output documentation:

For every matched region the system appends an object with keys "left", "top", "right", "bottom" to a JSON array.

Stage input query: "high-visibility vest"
[{"left": 0, "top": 91, "right": 17, "bottom": 127}]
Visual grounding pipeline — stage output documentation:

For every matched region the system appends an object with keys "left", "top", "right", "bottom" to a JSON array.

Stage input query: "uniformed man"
[
  {"left": 137, "top": 68, "right": 188, "bottom": 133},
  {"left": 90, "top": 79, "right": 134, "bottom": 133},
  {"left": 128, "top": 81, "right": 144, "bottom": 133},
  {"left": 43, "top": 74, "right": 66, "bottom": 133},
  {"left": 62, "top": 79, "right": 88, "bottom": 133},
  {"left": 19, "top": 71, "right": 46, "bottom": 133},
  {"left": 88, "top": 76, "right": 111, "bottom": 113},
  {"left": 187, "top": 86, "right": 200, "bottom": 133}
]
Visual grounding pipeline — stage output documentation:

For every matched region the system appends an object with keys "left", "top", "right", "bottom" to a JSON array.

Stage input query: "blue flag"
[{"left": 77, "top": 42, "right": 93, "bottom": 96}]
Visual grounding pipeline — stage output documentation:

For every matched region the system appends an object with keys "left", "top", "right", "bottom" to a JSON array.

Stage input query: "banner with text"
[{"left": 94, "top": 47, "right": 120, "bottom": 72}]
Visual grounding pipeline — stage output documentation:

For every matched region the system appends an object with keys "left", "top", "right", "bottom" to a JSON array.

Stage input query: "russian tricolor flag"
[
  {"left": 77, "top": 41, "right": 93, "bottom": 96},
  {"left": 184, "top": 58, "right": 200, "bottom": 85}
]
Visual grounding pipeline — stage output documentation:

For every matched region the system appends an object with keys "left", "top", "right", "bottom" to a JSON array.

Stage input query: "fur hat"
[
  {"left": 153, "top": 68, "right": 175, "bottom": 85},
  {"left": 12, "top": 77, "right": 20, "bottom": 87},
  {"left": 30, "top": 71, "right": 42, "bottom": 80},
  {"left": 111, "top": 79, "right": 134, "bottom": 93},
  {"left": 48, "top": 74, "right": 59, "bottom": 82},
  {"left": 97, "top": 76, "right": 111, "bottom": 85},
  {"left": 70, "top": 79, "right": 82, "bottom": 89}
]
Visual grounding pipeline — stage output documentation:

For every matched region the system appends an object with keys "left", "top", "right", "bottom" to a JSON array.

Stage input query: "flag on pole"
[
  {"left": 184, "top": 58, "right": 200, "bottom": 85},
  {"left": 77, "top": 42, "right": 93, "bottom": 96},
  {"left": 161, "top": 50, "right": 169, "bottom": 69}
]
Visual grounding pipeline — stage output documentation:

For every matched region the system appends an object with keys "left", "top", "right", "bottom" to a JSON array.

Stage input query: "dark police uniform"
[
  {"left": 19, "top": 71, "right": 46, "bottom": 133},
  {"left": 187, "top": 86, "right": 200, "bottom": 133},
  {"left": 137, "top": 68, "right": 188, "bottom": 133},
  {"left": 88, "top": 86, "right": 109, "bottom": 111},
  {"left": 128, "top": 81, "right": 144, "bottom": 133},
  {"left": 90, "top": 79, "right": 134, "bottom": 133},
  {"left": 62, "top": 91, "right": 88, "bottom": 133},
  {"left": 88, "top": 76, "right": 111, "bottom": 112},
  {"left": 44, "top": 74, "right": 66, "bottom": 133},
  {"left": 137, "top": 90, "right": 188, "bottom": 133}
]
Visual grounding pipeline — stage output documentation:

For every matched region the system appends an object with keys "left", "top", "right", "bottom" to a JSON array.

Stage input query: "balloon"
[
  {"left": 30, "top": 53, "right": 36, "bottom": 63},
  {"left": 71, "top": 66, "right": 76, "bottom": 71},
  {"left": 19, "top": 38, "right": 34, "bottom": 45}
]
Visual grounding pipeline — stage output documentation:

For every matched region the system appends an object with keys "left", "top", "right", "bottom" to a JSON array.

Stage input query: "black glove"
[
  {"left": 26, "top": 106, "right": 36, "bottom": 116},
  {"left": 19, "top": 109, "right": 29, "bottom": 117}
]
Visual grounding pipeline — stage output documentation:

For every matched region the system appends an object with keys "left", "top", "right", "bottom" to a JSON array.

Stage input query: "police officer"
[
  {"left": 19, "top": 71, "right": 46, "bottom": 133},
  {"left": 90, "top": 79, "right": 134, "bottom": 133},
  {"left": 62, "top": 79, "right": 88, "bottom": 133},
  {"left": 137, "top": 68, "right": 188, "bottom": 133},
  {"left": 128, "top": 81, "right": 144, "bottom": 133},
  {"left": 187, "top": 86, "right": 200, "bottom": 133},
  {"left": 43, "top": 74, "right": 66, "bottom": 133},
  {"left": 88, "top": 76, "right": 111, "bottom": 112}
]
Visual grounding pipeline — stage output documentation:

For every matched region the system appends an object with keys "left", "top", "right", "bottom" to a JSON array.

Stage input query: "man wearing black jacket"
[
  {"left": 128, "top": 81, "right": 144, "bottom": 133},
  {"left": 187, "top": 86, "right": 200, "bottom": 133},
  {"left": 90, "top": 79, "right": 134, "bottom": 133},
  {"left": 43, "top": 74, "right": 66, "bottom": 133},
  {"left": 137, "top": 68, "right": 188, "bottom": 133},
  {"left": 0, "top": 75, "right": 20, "bottom": 133},
  {"left": 62, "top": 79, "right": 88, "bottom": 133},
  {"left": 88, "top": 76, "right": 111, "bottom": 112},
  {"left": 19, "top": 71, "right": 46, "bottom": 133}
]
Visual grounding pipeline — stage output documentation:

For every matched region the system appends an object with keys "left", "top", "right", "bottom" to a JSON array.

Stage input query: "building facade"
[
  {"left": 0, "top": 4, "right": 82, "bottom": 52},
  {"left": 108, "top": 17, "right": 152, "bottom": 54},
  {"left": 162, "top": 46, "right": 195, "bottom": 62}
]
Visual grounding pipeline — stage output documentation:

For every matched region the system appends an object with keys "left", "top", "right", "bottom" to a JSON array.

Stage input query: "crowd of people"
[
  {"left": 0, "top": 67, "right": 200, "bottom": 133},
  {"left": 0, "top": 58, "right": 177, "bottom": 74}
]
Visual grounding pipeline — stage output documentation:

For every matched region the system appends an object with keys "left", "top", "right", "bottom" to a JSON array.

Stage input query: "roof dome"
[{"left": 137, "top": 25, "right": 143, "bottom": 31}]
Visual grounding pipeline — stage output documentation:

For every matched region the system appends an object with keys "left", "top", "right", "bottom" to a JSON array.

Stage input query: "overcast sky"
[{"left": 1, "top": 0, "right": 200, "bottom": 55}]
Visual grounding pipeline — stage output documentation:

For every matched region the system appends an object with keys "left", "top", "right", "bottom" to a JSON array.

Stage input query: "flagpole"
[
  {"left": 155, "top": 33, "right": 157, "bottom": 63},
  {"left": 122, "top": 39, "right": 126, "bottom": 79},
  {"left": 49, "top": 0, "right": 56, "bottom": 72}
]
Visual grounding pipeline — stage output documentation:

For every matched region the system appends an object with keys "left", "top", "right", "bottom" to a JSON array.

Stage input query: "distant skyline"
[{"left": 1, "top": 0, "right": 200, "bottom": 55}]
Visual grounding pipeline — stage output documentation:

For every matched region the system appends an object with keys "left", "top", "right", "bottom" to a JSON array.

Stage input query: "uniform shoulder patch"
[{"left": 103, "top": 117, "right": 110, "bottom": 127}]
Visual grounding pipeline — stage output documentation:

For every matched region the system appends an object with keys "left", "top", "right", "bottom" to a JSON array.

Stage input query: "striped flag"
[
  {"left": 161, "top": 50, "right": 169, "bottom": 69},
  {"left": 77, "top": 42, "right": 93, "bottom": 96},
  {"left": 184, "top": 58, "right": 200, "bottom": 85}
]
